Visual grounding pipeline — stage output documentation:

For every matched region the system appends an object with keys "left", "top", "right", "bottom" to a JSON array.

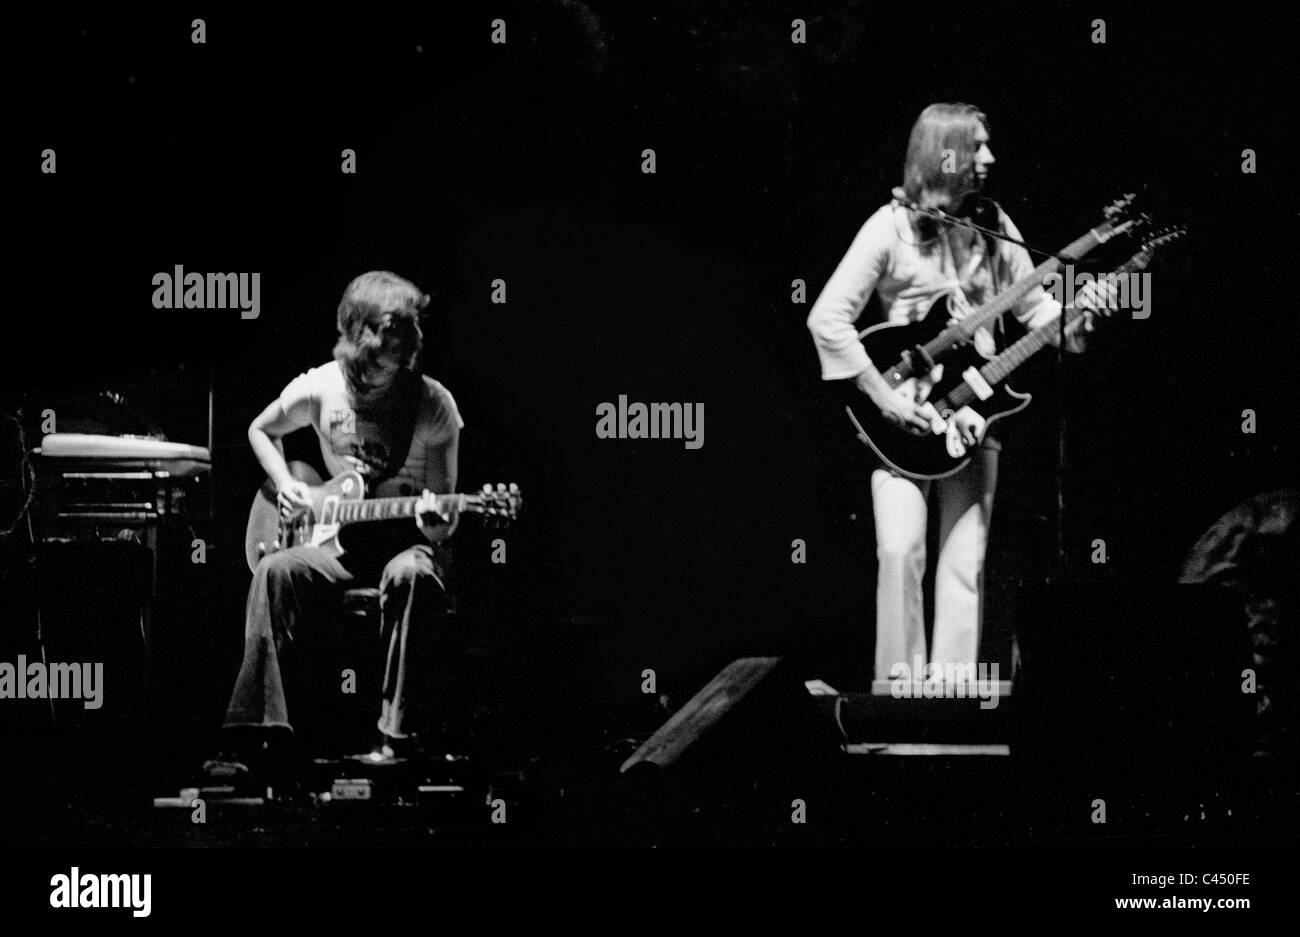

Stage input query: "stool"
[
  {"left": 342, "top": 586, "right": 383, "bottom": 618},
  {"left": 288, "top": 586, "right": 385, "bottom": 757},
  {"left": 304, "top": 584, "right": 456, "bottom": 757},
  {"left": 342, "top": 586, "right": 457, "bottom": 618}
]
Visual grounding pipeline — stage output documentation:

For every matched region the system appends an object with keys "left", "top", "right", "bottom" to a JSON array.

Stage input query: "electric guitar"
[
  {"left": 245, "top": 461, "right": 522, "bottom": 572},
  {"left": 862, "top": 195, "right": 1144, "bottom": 392},
  {"left": 847, "top": 226, "right": 1185, "bottom": 479}
]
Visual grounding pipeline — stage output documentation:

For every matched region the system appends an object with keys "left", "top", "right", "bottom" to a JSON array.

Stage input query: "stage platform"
[{"left": 807, "top": 678, "right": 1015, "bottom": 747}]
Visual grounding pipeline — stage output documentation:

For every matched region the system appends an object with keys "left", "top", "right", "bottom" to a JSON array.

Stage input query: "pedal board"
[
  {"left": 153, "top": 785, "right": 267, "bottom": 809},
  {"left": 153, "top": 756, "right": 478, "bottom": 812},
  {"left": 310, "top": 754, "right": 474, "bottom": 808}
]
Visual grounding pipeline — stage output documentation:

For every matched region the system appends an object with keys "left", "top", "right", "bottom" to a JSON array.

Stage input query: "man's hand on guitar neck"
[
  {"left": 1065, "top": 305, "right": 1099, "bottom": 353},
  {"left": 415, "top": 489, "right": 459, "bottom": 543}
]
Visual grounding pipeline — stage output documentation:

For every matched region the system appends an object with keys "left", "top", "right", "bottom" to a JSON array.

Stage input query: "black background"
[{"left": 6, "top": 0, "right": 1298, "bottom": 851}]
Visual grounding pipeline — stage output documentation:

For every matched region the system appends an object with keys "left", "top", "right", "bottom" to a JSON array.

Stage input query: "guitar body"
[
  {"left": 845, "top": 293, "right": 1032, "bottom": 480},
  {"left": 857, "top": 292, "right": 973, "bottom": 390},
  {"left": 846, "top": 379, "right": 1031, "bottom": 480},
  {"left": 840, "top": 207, "right": 1175, "bottom": 482},
  {"left": 245, "top": 461, "right": 523, "bottom": 573},
  {"left": 245, "top": 461, "right": 367, "bottom": 572}
]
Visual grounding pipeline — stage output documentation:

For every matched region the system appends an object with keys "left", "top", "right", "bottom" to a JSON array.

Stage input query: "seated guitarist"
[
  {"left": 209, "top": 271, "right": 463, "bottom": 782},
  {"left": 806, "top": 102, "right": 1091, "bottom": 684}
]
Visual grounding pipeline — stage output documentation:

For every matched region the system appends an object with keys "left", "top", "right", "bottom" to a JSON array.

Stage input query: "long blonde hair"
[{"left": 900, "top": 103, "right": 989, "bottom": 210}]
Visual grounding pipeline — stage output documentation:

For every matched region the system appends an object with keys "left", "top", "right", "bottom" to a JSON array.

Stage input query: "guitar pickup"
[{"left": 962, "top": 367, "right": 994, "bottom": 401}]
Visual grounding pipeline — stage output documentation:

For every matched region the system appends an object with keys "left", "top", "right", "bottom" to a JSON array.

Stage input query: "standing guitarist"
[
  {"left": 807, "top": 102, "right": 1091, "bottom": 685},
  {"left": 209, "top": 271, "right": 463, "bottom": 781}
]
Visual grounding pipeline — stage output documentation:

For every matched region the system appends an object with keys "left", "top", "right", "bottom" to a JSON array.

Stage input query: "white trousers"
[{"left": 870, "top": 444, "right": 999, "bottom": 681}]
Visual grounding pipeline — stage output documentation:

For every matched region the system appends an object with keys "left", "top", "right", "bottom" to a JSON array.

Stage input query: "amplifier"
[
  {"left": 33, "top": 433, "right": 210, "bottom": 543},
  {"left": 31, "top": 434, "right": 212, "bottom": 646}
]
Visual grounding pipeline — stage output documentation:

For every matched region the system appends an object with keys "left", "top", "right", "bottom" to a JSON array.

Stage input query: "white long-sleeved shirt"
[{"left": 807, "top": 199, "right": 1070, "bottom": 381}]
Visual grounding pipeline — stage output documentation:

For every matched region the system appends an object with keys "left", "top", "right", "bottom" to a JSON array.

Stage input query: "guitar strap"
[
  {"left": 938, "top": 204, "right": 1009, "bottom": 356},
  {"left": 384, "top": 371, "right": 424, "bottom": 486},
  {"left": 350, "top": 370, "right": 423, "bottom": 490},
  {"left": 337, "top": 374, "right": 426, "bottom": 565},
  {"left": 970, "top": 196, "right": 1011, "bottom": 355}
]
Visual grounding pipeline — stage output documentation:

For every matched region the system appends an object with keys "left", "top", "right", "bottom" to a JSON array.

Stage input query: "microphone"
[
  {"left": 893, "top": 187, "right": 995, "bottom": 221},
  {"left": 894, "top": 188, "right": 1004, "bottom": 244}
]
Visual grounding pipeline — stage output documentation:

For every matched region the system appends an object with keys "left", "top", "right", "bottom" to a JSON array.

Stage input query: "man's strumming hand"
[{"left": 276, "top": 479, "right": 312, "bottom": 519}]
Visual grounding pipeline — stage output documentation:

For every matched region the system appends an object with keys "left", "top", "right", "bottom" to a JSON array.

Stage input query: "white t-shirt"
[
  {"left": 278, "top": 360, "right": 463, "bottom": 497},
  {"left": 806, "top": 199, "right": 1068, "bottom": 380}
]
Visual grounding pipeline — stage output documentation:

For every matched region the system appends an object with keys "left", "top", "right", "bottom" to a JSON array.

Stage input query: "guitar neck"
[
  {"left": 947, "top": 251, "right": 1152, "bottom": 409},
  {"left": 924, "top": 223, "right": 1118, "bottom": 359},
  {"left": 333, "top": 493, "right": 475, "bottom": 526}
]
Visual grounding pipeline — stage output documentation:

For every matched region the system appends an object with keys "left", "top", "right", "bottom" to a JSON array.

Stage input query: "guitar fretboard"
[
  {"left": 901, "top": 222, "right": 1122, "bottom": 383},
  {"left": 334, "top": 493, "right": 475, "bottom": 526},
  {"left": 946, "top": 251, "right": 1151, "bottom": 409}
]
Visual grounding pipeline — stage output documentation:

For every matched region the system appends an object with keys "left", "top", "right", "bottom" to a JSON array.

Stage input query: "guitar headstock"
[
  {"left": 1140, "top": 223, "right": 1187, "bottom": 252},
  {"left": 1077, "top": 221, "right": 1188, "bottom": 322},
  {"left": 1120, "top": 223, "right": 1189, "bottom": 273},
  {"left": 1098, "top": 192, "right": 1151, "bottom": 242},
  {"left": 472, "top": 482, "right": 523, "bottom": 527},
  {"left": 1102, "top": 192, "right": 1137, "bottom": 221}
]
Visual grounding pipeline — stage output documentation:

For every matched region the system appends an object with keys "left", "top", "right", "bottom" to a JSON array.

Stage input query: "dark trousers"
[{"left": 222, "top": 538, "right": 451, "bottom": 740}]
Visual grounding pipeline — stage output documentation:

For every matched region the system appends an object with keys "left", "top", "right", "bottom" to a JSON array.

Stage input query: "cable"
[
  {"left": 833, "top": 694, "right": 849, "bottom": 749},
  {"left": 1, "top": 413, "right": 36, "bottom": 538},
  {"left": 903, "top": 200, "right": 1068, "bottom": 260},
  {"left": 893, "top": 189, "right": 1129, "bottom": 264}
]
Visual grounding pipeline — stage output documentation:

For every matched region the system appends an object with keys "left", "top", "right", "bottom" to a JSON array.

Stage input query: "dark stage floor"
[{"left": 11, "top": 718, "right": 1297, "bottom": 850}]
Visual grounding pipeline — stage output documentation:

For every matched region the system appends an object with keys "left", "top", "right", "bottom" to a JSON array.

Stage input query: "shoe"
[
  {"left": 202, "top": 755, "right": 252, "bottom": 781},
  {"left": 352, "top": 732, "right": 422, "bottom": 765},
  {"left": 202, "top": 728, "right": 278, "bottom": 783},
  {"left": 201, "top": 749, "right": 268, "bottom": 795}
]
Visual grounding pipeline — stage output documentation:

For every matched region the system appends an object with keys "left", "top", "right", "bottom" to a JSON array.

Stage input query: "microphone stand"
[
  {"left": 1056, "top": 290, "right": 1068, "bottom": 587},
  {"left": 901, "top": 197, "right": 1081, "bottom": 264},
  {"left": 904, "top": 195, "right": 1077, "bottom": 583},
  {"left": 2, "top": 400, "right": 58, "bottom": 728},
  {"left": 207, "top": 363, "right": 215, "bottom": 529}
]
